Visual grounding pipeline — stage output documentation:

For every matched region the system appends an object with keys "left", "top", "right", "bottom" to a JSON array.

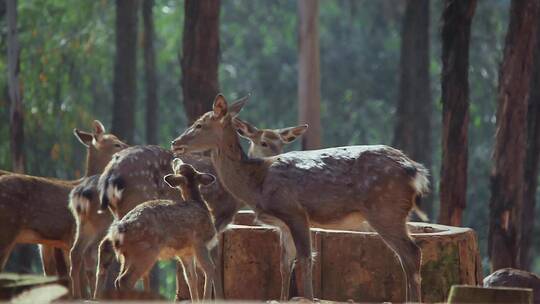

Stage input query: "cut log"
[
  {"left": 223, "top": 217, "right": 481, "bottom": 303},
  {"left": 448, "top": 285, "right": 532, "bottom": 303},
  {"left": 222, "top": 225, "right": 322, "bottom": 300}
]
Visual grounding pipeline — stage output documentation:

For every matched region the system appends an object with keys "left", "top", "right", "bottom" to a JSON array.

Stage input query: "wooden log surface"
[{"left": 177, "top": 210, "right": 482, "bottom": 303}]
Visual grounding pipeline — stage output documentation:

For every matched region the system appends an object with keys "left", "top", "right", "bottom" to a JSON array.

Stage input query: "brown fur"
[
  {"left": 0, "top": 121, "right": 126, "bottom": 297},
  {"left": 109, "top": 163, "right": 222, "bottom": 301},
  {"left": 93, "top": 121, "right": 306, "bottom": 299},
  {"left": 171, "top": 94, "right": 428, "bottom": 302}
]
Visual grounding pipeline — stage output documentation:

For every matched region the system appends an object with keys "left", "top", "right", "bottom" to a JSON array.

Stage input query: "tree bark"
[
  {"left": 181, "top": 0, "right": 220, "bottom": 125},
  {"left": 393, "top": 0, "right": 432, "bottom": 216},
  {"left": 142, "top": 0, "right": 158, "bottom": 145},
  {"left": 6, "top": 0, "right": 24, "bottom": 174},
  {"left": 518, "top": 16, "right": 540, "bottom": 270},
  {"left": 298, "top": 0, "right": 321, "bottom": 150},
  {"left": 488, "top": 0, "right": 539, "bottom": 272},
  {"left": 439, "top": 0, "right": 477, "bottom": 226},
  {"left": 112, "top": 0, "right": 139, "bottom": 144}
]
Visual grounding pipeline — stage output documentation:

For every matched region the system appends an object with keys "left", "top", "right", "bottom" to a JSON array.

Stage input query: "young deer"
[
  {"left": 109, "top": 160, "right": 223, "bottom": 301},
  {"left": 68, "top": 174, "right": 113, "bottom": 298},
  {"left": 171, "top": 94, "right": 429, "bottom": 302},
  {"left": 0, "top": 121, "right": 127, "bottom": 281},
  {"left": 94, "top": 119, "right": 307, "bottom": 299}
]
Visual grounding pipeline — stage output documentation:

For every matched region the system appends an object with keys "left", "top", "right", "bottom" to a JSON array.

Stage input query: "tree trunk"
[
  {"left": 112, "top": 0, "right": 139, "bottom": 144},
  {"left": 142, "top": 0, "right": 158, "bottom": 145},
  {"left": 518, "top": 17, "right": 540, "bottom": 270},
  {"left": 298, "top": 0, "right": 321, "bottom": 150},
  {"left": 439, "top": 0, "right": 477, "bottom": 226},
  {"left": 393, "top": 0, "right": 432, "bottom": 216},
  {"left": 6, "top": 0, "right": 24, "bottom": 174},
  {"left": 488, "top": 0, "right": 539, "bottom": 272},
  {"left": 181, "top": 0, "right": 220, "bottom": 125}
]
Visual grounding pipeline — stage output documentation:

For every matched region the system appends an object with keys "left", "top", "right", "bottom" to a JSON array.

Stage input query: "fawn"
[
  {"left": 109, "top": 160, "right": 222, "bottom": 301},
  {"left": 0, "top": 121, "right": 127, "bottom": 289},
  {"left": 171, "top": 94, "right": 429, "bottom": 302},
  {"left": 93, "top": 119, "right": 307, "bottom": 299}
]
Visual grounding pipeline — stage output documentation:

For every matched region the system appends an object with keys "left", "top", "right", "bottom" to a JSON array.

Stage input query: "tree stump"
[
  {"left": 223, "top": 213, "right": 481, "bottom": 303},
  {"left": 448, "top": 285, "right": 532, "bottom": 303}
]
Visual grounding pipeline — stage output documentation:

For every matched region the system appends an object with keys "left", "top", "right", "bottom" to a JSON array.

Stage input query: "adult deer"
[
  {"left": 109, "top": 160, "right": 222, "bottom": 300},
  {"left": 93, "top": 118, "right": 308, "bottom": 299},
  {"left": 171, "top": 94, "right": 429, "bottom": 302},
  {"left": 69, "top": 174, "right": 113, "bottom": 298},
  {"left": 0, "top": 121, "right": 127, "bottom": 284}
]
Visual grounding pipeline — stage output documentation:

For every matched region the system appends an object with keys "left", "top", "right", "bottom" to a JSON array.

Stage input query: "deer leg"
[
  {"left": 94, "top": 237, "right": 116, "bottom": 299},
  {"left": 84, "top": 247, "right": 98, "bottom": 297},
  {"left": 367, "top": 218, "right": 422, "bottom": 303},
  {"left": 115, "top": 251, "right": 157, "bottom": 292},
  {"left": 39, "top": 245, "right": 57, "bottom": 276},
  {"left": 178, "top": 256, "right": 200, "bottom": 302},
  {"left": 70, "top": 236, "right": 93, "bottom": 299},
  {"left": 142, "top": 274, "right": 150, "bottom": 292},
  {"left": 0, "top": 239, "right": 16, "bottom": 270},
  {"left": 281, "top": 214, "right": 313, "bottom": 300},
  {"left": 278, "top": 225, "right": 296, "bottom": 301},
  {"left": 210, "top": 238, "right": 224, "bottom": 299},
  {"left": 194, "top": 245, "right": 221, "bottom": 301}
]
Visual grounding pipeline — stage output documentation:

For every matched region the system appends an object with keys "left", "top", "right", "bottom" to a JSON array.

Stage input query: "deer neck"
[
  {"left": 85, "top": 146, "right": 109, "bottom": 176},
  {"left": 210, "top": 120, "right": 268, "bottom": 207}
]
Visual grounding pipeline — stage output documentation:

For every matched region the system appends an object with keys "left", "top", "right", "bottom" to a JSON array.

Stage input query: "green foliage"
[{"left": 1, "top": 0, "right": 539, "bottom": 299}]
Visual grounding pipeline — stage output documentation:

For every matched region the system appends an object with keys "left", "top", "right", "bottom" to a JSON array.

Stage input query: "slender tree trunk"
[
  {"left": 298, "top": 0, "right": 321, "bottom": 150},
  {"left": 112, "top": 0, "right": 139, "bottom": 144},
  {"left": 6, "top": 0, "right": 24, "bottom": 173},
  {"left": 393, "top": 0, "right": 432, "bottom": 216},
  {"left": 518, "top": 17, "right": 540, "bottom": 270},
  {"left": 142, "top": 0, "right": 158, "bottom": 145},
  {"left": 181, "top": 0, "right": 220, "bottom": 124},
  {"left": 6, "top": 1, "right": 36, "bottom": 272},
  {"left": 488, "top": 0, "right": 539, "bottom": 272},
  {"left": 439, "top": 0, "right": 477, "bottom": 226}
]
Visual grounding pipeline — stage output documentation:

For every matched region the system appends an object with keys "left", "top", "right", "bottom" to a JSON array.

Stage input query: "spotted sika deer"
[
  {"left": 171, "top": 94, "right": 429, "bottom": 302},
  {"left": 69, "top": 174, "right": 113, "bottom": 298},
  {"left": 93, "top": 118, "right": 308, "bottom": 299},
  {"left": 0, "top": 121, "right": 127, "bottom": 282},
  {"left": 109, "top": 160, "right": 223, "bottom": 301}
]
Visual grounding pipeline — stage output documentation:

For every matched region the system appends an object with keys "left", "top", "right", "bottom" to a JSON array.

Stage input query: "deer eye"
[
  {"left": 114, "top": 143, "right": 123, "bottom": 148},
  {"left": 195, "top": 124, "right": 202, "bottom": 129},
  {"left": 261, "top": 142, "right": 268, "bottom": 147}
]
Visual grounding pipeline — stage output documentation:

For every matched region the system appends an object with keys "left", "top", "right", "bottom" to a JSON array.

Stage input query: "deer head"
[
  {"left": 232, "top": 118, "right": 308, "bottom": 157},
  {"left": 164, "top": 159, "right": 216, "bottom": 202},
  {"left": 74, "top": 120, "right": 129, "bottom": 176},
  {"left": 171, "top": 94, "right": 247, "bottom": 155}
]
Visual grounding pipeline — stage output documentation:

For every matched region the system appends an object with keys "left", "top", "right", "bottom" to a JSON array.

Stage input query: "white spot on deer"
[{"left": 206, "top": 234, "right": 219, "bottom": 250}]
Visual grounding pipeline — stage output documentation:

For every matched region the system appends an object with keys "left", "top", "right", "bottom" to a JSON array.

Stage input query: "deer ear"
[
  {"left": 228, "top": 94, "right": 249, "bottom": 117},
  {"left": 278, "top": 124, "right": 309, "bottom": 143},
  {"left": 93, "top": 120, "right": 106, "bottom": 135},
  {"left": 73, "top": 129, "right": 93, "bottom": 147},
  {"left": 213, "top": 94, "right": 228, "bottom": 118},
  {"left": 171, "top": 158, "right": 184, "bottom": 173},
  {"left": 197, "top": 173, "right": 216, "bottom": 186},
  {"left": 233, "top": 117, "right": 259, "bottom": 140},
  {"left": 92, "top": 120, "right": 106, "bottom": 142},
  {"left": 164, "top": 174, "right": 187, "bottom": 188}
]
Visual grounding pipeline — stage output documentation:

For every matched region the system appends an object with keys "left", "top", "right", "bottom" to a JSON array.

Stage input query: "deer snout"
[{"left": 171, "top": 138, "right": 187, "bottom": 155}]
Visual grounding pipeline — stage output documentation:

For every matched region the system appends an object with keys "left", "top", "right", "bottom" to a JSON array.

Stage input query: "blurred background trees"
[{"left": 1, "top": 0, "right": 539, "bottom": 298}]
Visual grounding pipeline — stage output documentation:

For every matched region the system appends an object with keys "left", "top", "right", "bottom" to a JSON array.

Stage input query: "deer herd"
[{"left": 0, "top": 94, "right": 429, "bottom": 303}]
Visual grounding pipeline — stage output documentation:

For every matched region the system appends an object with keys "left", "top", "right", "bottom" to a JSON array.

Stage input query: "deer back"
[
  {"left": 98, "top": 145, "right": 242, "bottom": 231},
  {"left": 260, "top": 145, "right": 428, "bottom": 223}
]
